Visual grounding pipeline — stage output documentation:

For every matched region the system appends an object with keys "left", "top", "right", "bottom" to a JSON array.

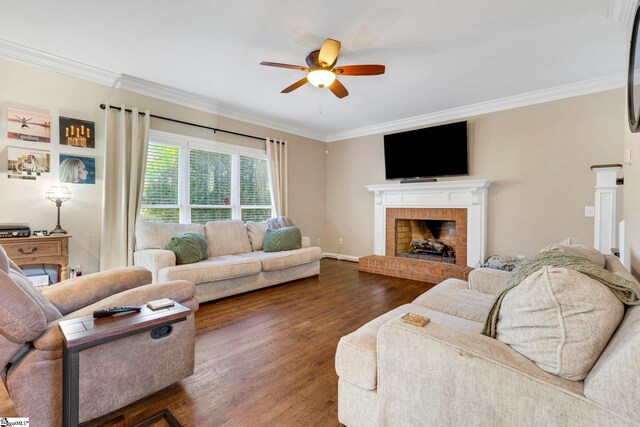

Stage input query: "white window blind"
[
  {"left": 139, "top": 132, "right": 273, "bottom": 224},
  {"left": 140, "top": 142, "right": 180, "bottom": 222}
]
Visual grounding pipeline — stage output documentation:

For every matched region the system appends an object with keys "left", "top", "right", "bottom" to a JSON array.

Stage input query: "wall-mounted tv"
[{"left": 384, "top": 121, "right": 468, "bottom": 180}]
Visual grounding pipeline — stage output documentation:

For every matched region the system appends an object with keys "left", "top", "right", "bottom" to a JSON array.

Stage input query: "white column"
[{"left": 592, "top": 165, "right": 622, "bottom": 254}]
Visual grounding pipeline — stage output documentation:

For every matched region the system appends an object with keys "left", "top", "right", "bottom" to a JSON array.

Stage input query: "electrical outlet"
[
  {"left": 584, "top": 206, "right": 595, "bottom": 217},
  {"left": 316, "top": 238, "right": 321, "bottom": 245},
  {"left": 338, "top": 238, "right": 343, "bottom": 245}
]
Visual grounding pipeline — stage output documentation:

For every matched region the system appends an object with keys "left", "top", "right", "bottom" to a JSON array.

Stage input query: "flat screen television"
[{"left": 384, "top": 121, "right": 468, "bottom": 180}]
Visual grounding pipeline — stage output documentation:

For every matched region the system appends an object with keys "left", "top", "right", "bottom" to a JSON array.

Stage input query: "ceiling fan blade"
[
  {"left": 260, "top": 62, "right": 310, "bottom": 72},
  {"left": 333, "top": 65, "right": 386, "bottom": 76},
  {"left": 328, "top": 79, "right": 349, "bottom": 99},
  {"left": 318, "top": 38, "right": 341, "bottom": 68},
  {"left": 281, "top": 77, "right": 309, "bottom": 93}
]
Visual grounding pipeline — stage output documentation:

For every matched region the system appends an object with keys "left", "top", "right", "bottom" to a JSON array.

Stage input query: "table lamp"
[{"left": 46, "top": 186, "right": 71, "bottom": 234}]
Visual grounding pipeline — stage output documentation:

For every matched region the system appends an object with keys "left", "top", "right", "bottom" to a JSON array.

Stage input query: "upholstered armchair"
[{"left": 0, "top": 245, "right": 199, "bottom": 427}]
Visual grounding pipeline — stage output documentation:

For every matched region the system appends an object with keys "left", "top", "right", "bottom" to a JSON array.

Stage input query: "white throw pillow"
[
  {"left": 496, "top": 266, "right": 624, "bottom": 381},
  {"left": 540, "top": 244, "right": 605, "bottom": 268},
  {"left": 246, "top": 221, "right": 270, "bottom": 251}
]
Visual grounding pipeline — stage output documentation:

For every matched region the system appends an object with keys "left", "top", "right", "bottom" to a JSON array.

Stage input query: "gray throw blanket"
[{"left": 482, "top": 252, "right": 640, "bottom": 338}]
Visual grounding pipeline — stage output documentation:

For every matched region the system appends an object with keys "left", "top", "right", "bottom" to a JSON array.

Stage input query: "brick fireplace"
[{"left": 359, "top": 180, "right": 491, "bottom": 284}]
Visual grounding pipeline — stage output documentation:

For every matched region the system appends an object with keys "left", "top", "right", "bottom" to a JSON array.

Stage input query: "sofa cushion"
[
  {"left": 166, "top": 232, "right": 209, "bottom": 265},
  {"left": 238, "top": 247, "right": 321, "bottom": 271},
  {"left": 265, "top": 216, "right": 294, "bottom": 229},
  {"left": 412, "top": 278, "right": 493, "bottom": 323},
  {"left": 204, "top": 220, "right": 253, "bottom": 257},
  {"left": 158, "top": 255, "right": 261, "bottom": 284},
  {"left": 9, "top": 268, "right": 62, "bottom": 323},
  {"left": 496, "top": 266, "right": 624, "bottom": 381},
  {"left": 335, "top": 302, "right": 483, "bottom": 391},
  {"left": 541, "top": 244, "right": 605, "bottom": 268},
  {"left": 263, "top": 226, "right": 302, "bottom": 252},
  {"left": 0, "top": 244, "right": 61, "bottom": 328},
  {"left": 135, "top": 221, "right": 205, "bottom": 250},
  {"left": 246, "top": 220, "right": 270, "bottom": 251}
]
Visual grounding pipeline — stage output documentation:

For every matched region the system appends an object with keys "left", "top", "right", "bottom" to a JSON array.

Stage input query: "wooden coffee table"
[{"left": 59, "top": 303, "right": 191, "bottom": 427}]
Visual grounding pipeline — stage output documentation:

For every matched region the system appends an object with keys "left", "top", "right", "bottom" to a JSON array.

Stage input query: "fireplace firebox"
[{"left": 395, "top": 219, "right": 456, "bottom": 263}]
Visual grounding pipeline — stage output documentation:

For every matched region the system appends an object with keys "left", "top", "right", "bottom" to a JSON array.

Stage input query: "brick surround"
[{"left": 359, "top": 207, "right": 473, "bottom": 284}]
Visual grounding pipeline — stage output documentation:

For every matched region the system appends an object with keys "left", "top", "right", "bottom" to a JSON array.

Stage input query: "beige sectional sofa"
[
  {"left": 134, "top": 219, "right": 321, "bottom": 302},
  {"left": 336, "top": 253, "right": 640, "bottom": 426}
]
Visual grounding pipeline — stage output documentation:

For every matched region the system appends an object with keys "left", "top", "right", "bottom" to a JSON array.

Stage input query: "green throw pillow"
[
  {"left": 166, "top": 232, "right": 209, "bottom": 265},
  {"left": 263, "top": 226, "right": 302, "bottom": 252}
]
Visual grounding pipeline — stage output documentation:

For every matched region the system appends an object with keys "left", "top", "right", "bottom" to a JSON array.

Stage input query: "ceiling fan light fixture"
[{"left": 307, "top": 69, "right": 336, "bottom": 88}]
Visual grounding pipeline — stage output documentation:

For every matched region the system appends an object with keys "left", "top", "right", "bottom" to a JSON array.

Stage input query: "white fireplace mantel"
[{"left": 365, "top": 179, "right": 492, "bottom": 267}]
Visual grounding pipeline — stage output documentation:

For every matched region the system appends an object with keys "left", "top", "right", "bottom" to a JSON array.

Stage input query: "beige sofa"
[
  {"left": 134, "top": 219, "right": 321, "bottom": 303},
  {"left": 336, "top": 254, "right": 640, "bottom": 426}
]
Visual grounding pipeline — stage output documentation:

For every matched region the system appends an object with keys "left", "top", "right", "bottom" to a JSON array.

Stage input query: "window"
[{"left": 140, "top": 131, "right": 273, "bottom": 224}]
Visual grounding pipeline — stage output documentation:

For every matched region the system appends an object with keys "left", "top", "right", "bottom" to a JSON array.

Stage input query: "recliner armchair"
[{"left": 0, "top": 245, "right": 199, "bottom": 427}]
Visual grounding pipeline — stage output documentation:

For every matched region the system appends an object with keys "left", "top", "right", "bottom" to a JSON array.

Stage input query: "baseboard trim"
[{"left": 322, "top": 253, "right": 360, "bottom": 263}]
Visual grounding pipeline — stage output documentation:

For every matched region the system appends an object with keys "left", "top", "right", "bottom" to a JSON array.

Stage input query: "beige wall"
[
  {"left": 0, "top": 57, "right": 326, "bottom": 276},
  {"left": 326, "top": 89, "right": 624, "bottom": 259}
]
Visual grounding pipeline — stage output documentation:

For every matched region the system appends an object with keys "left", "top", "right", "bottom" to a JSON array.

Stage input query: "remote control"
[{"left": 93, "top": 306, "right": 142, "bottom": 318}]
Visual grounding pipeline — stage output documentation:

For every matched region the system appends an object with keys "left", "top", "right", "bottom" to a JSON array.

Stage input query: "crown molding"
[
  {"left": 116, "top": 75, "right": 327, "bottom": 142},
  {"left": 0, "top": 37, "right": 627, "bottom": 144},
  {"left": 0, "top": 38, "right": 119, "bottom": 87},
  {"left": 325, "top": 73, "right": 626, "bottom": 142},
  {"left": 609, "top": 0, "right": 636, "bottom": 24}
]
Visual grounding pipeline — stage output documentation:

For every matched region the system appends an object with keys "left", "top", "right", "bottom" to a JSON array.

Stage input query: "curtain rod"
[{"left": 99, "top": 104, "right": 274, "bottom": 143}]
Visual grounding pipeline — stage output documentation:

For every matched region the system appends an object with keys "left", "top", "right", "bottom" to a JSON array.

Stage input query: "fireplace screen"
[{"left": 395, "top": 219, "right": 456, "bottom": 263}]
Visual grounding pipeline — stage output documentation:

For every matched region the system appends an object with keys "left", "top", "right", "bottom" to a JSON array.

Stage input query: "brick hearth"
[{"left": 359, "top": 255, "right": 472, "bottom": 284}]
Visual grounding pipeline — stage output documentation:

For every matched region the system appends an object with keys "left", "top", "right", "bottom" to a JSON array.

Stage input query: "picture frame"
[
  {"left": 59, "top": 116, "right": 95, "bottom": 148},
  {"left": 7, "top": 147, "right": 51, "bottom": 180},
  {"left": 59, "top": 154, "right": 96, "bottom": 184},
  {"left": 7, "top": 108, "right": 51, "bottom": 143}
]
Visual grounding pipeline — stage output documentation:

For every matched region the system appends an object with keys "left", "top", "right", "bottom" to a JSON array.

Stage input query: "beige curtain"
[
  {"left": 266, "top": 137, "right": 288, "bottom": 216},
  {"left": 100, "top": 104, "right": 150, "bottom": 270}
]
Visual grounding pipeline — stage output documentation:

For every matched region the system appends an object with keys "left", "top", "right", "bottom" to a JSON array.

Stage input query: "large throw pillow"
[
  {"left": 166, "top": 232, "right": 209, "bottom": 265},
  {"left": 265, "top": 216, "right": 294, "bottom": 229},
  {"left": 541, "top": 244, "right": 605, "bottom": 267},
  {"left": 496, "top": 266, "right": 624, "bottom": 381},
  {"left": 246, "top": 221, "right": 270, "bottom": 251},
  {"left": 263, "top": 226, "right": 302, "bottom": 252}
]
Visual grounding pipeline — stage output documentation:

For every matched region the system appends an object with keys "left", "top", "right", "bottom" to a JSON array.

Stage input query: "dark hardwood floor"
[{"left": 1, "top": 258, "right": 432, "bottom": 426}]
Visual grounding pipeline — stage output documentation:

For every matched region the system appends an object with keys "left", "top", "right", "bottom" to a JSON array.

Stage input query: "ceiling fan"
[{"left": 260, "top": 38, "right": 385, "bottom": 99}]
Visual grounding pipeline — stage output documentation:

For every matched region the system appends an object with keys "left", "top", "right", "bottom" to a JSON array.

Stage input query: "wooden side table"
[
  {"left": 59, "top": 303, "right": 191, "bottom": 427},
  {"left": 0, "top": 234, "right": 70, "bottom": 282}
]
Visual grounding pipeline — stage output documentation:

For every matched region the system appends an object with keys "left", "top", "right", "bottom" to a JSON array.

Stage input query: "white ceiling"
[{"left": 0, "top": 0, "right": 632, "bottom": 141}]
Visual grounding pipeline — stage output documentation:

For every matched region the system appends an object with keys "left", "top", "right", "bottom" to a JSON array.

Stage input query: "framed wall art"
[
  {"left": 59, "top": 154, "right": 95, "bottom": 184},
  {"left": 7, "top": 147, "right": 51, "bottom": 180},
  {"left": 7, "top": 108, "right": 51, "bottom": 143},
  {"left": 59, "top": 116, "right": 95, "bottom": 148}
]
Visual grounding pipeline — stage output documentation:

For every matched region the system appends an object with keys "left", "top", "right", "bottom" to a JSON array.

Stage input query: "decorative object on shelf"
[
  {"left": 59, "top": 154, "right": 95, "bottom": 184},
  {"left": 46, "top": 186, "right": 71, "bottom": 234},
  {"left": 7, "top": 146, "right": 50, "bottom": 180},
  {"left": 59, "top": 116, "right": 95, "bottom": 148},
  {"left": 7, "top": 107, "right": 51, "bottom": 142}
]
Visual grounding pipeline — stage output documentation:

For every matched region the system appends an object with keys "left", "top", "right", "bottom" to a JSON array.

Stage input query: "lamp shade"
[
  {"left": 307, "top": 70, "right": 336, "bottom": 88},
  {"left": 46, "top": 186, "right": 72, "bottom": 203}
]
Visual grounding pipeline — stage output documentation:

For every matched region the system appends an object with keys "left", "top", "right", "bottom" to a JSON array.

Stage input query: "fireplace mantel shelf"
[
  {"left": 365, "top": 179, "right": 492, "bottom": 193},
  {"left": 366, "top": 179, "right": 492, "bottom": 267}
]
